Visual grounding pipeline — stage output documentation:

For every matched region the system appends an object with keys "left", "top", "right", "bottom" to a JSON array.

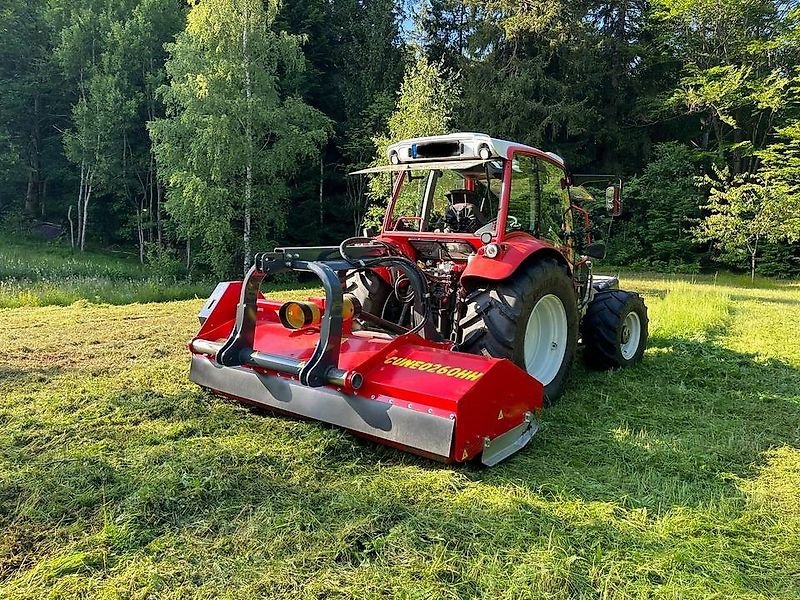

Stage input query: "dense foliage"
[{"left": 0, "top": 0, "right": 798, "bottom": 277}]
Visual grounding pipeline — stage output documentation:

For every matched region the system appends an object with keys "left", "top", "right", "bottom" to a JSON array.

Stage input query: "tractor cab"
[{"left": 352, "top": 132, "right": 578, "bottom": 264}]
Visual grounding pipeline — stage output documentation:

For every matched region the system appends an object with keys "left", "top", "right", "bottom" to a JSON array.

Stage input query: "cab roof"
[{"left": 386, "top": 132, "right": 565, "bottom": 168}]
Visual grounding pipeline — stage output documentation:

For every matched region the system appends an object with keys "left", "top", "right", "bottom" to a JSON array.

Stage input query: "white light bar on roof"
[
  {"left": 383, "top": 132, "right": 565, "bottom": 168},
  {"left": 387, "top": 133, "right": 514, "bottom": 164}
]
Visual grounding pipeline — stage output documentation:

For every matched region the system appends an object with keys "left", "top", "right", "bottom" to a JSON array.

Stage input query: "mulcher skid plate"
[{"left": 189, "top": 248, "right": 544, "bottom": 465}]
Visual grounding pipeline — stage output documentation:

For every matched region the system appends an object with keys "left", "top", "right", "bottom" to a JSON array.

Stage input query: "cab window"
[
  {"left": 507, "top": 155, "right": 536, "bottom": 231},
  {"left": 538, "top": 160, "right": 572, "bottom": 245},
  {"left": 507, "top": 153, "right": 571, "bottom": 244}
]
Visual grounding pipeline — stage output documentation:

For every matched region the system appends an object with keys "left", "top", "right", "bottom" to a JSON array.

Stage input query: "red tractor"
[{"left": 189, "top": 133, "right": 648, "bottom": 465}]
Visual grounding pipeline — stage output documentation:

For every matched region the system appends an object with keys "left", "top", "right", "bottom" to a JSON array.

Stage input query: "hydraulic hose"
[{"left": 338, "top": 237, "right": 432, "bottom": 336}]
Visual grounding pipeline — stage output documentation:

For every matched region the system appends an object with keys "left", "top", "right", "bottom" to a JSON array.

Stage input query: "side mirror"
[
  {"left": 584, "top": 241, "right": 607, "bottom": 260},
  {"left": 605, "top": 183, "right": 622, "bottom": 217}
]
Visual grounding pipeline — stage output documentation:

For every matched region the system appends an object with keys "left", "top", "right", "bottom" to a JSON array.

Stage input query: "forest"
[{"left": 1, "top": 0, "right": 799, "bottom": 279}]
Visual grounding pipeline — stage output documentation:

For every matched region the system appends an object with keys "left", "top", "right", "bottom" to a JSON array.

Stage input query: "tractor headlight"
[
  {"left": 484, "top": 243, "right": 500, "bottom": 259},
  {"left": 478, "top": 144, "right": 492, "bottom": 160},
  {"left": 390, "top": 151, "right": 400, "bottom": 165}
]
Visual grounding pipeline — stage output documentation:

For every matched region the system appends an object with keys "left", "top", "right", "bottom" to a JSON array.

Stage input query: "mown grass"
[{"left": 0, "top": 269, "right": 798, "bottom": 597}]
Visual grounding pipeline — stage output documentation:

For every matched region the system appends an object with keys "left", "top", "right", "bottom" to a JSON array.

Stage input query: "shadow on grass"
[
  {"left": 0, "top": 365, "right": 73, "bottom": 387},
  {"left": 460, "top": 334, "right": 800, "bottom": 512},
  {"left": 731, "top": 294, "right": 800, "bottom": 306}
]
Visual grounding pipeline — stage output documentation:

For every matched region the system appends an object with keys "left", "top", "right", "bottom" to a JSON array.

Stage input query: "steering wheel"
[
  {"left": 392, "top": 216, "right": 424, "bottom": 231},
  {"left": 506, "top": 216, "right": 521, "bottom": 230}
]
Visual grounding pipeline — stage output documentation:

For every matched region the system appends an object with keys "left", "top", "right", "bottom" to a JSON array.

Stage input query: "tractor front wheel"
[
  {"left": 460, "top": 258, "right": 579, "bottom": 405},
  {"left": 582, "top": 290, "right": 648, "bottom": 369}
]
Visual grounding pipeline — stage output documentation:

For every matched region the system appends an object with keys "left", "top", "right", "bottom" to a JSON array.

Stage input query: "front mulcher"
[{"left": 189, "top": 243, "right": 544, "bottom": 465}]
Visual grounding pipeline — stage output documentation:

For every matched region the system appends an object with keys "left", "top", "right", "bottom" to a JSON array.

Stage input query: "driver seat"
[{"left": 444, "top": 189, "right": 489, "bottom": 233}]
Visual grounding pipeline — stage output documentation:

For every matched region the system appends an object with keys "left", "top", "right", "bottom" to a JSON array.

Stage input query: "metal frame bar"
[
  {"left": 216, "top": 253, "right": 347, "bottom": 388},
  {"left": 211, "top": 248, "right": 438, "bottom": 392}
]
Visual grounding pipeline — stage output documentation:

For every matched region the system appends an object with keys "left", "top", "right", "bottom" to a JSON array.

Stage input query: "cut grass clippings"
[{"left": 0, "top": 268, "right": 798, "bottom": 597}]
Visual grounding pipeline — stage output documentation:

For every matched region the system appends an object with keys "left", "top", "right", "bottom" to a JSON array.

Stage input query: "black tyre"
[
  {"left": 582, "top": 289, "right": 648, "bottom": 369},
  {"left": 344, "top": 269, "right": 392, "bottom": 317},
  {"left": 459, "top": 258, "right": 579, "bottom": 405}
]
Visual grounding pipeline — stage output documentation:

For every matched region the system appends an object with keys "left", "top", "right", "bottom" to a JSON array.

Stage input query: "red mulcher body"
[
  {"left": 189, "top": 249, "right": 543, "bottom": 465},
  {"left": 189, "top": 133, "right": 649, "bottom": 465}
]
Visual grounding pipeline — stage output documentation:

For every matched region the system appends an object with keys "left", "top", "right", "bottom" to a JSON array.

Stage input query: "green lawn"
[
  {"left": 0, "top": 239, "right": 212, "bottom": 308},
  {"left": 0, "top": 272, "right": 798, "bottom": 598}
]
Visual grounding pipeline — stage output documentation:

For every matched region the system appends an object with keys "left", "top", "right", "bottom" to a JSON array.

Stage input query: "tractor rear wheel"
[
  {"left": 582, "top": 290, "right": 648, "bottom": 369},
  {"left": 344, "top": 269, "right": 392, "bottom": 317},
  {"left": 459, "top": 258, "right": 579, "bottom": 405}
]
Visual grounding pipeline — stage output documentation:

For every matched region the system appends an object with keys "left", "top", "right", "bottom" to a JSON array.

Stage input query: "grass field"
[
  {"left": 0, "top": 239, "right": 212, "bottom": 308},
  {"left": 1, "top": 265, "right": 799, "bottom": 597}
]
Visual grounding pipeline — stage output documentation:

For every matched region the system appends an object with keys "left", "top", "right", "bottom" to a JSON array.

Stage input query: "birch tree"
[{"left": 150, "top": 0, "right": 330, "bottom": 275}]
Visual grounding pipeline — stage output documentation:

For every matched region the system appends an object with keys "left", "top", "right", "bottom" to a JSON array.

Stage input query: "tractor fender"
[{"left": 461, "top": 233, "right": 570, "bottom": 284}]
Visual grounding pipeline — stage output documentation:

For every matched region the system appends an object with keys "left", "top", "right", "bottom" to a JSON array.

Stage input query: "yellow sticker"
[
  {"left": 497, "top": 410, "right": 504, "bottom": 420},
  {"left": 383, "top": 355, "right": 484, "bottom": 382}
]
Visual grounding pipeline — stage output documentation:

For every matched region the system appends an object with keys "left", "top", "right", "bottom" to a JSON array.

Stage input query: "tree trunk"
[
  {"left": 242, "top": 3, "right": 253, "bottom": 274},
  {"left": 81, "top": 170, "right": 93, "bottom": 252},
  {"left": 25, "top": 94, "right": 42, "bottom": 216},
  {"left": 81, "top": 187, "right": 90, "bottom": 251},
  {"left": 76, "top": 161, "right": 85, "bottom": 249},
  {"left": 67, "top": 205, "right": 74, "bottom": 249},
  {"left": 750, "top": 235, "right": 759, "bottom": 282},
  {"left": 25, "top": 170, "right": 36, "bottom": 215},
  {"left": 156, "top": 180, "right": 163, "bottom": 246},
  {"left": 137, "top": 207, "right": 145, "bottom": 264},
  {"left": 244, "top": 174, "right": 252, "bottom": 273},
  {"left": 148, "top": 153, "right": 154, "bottom": 244},
  {"left": 319, "top": 155, "right": 324, "bottom": 227},
  {"left": 41, "top": 179, "right": 47, "bottom": 218}
]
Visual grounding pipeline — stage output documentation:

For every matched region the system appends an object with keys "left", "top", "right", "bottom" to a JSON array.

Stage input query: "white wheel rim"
[
  {"left": 524, "top": 294, "right": 568, "bottom": 386},
  {"left": 620, "top": 311, "right": 641, "bottom": 360}
]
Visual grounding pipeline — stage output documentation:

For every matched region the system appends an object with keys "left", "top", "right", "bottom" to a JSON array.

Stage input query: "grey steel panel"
[
  {"left": 481, "top": 413, "right": 539, "bottom": 467},
  {"left": 190, "top": 355, "right": 455, "bottom": 459},
  {"left": 197, "top": 282, "right": 233, "bottom": 325}
]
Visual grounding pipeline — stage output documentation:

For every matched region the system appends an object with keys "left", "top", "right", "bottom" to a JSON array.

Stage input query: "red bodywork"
[
  {"left": 379, "top": 230, "right": 565, "bottom": 284},
  {"left": 187, "top": 140, "right": 580, "bottom": 464},
  {"left": 190, "top": 281, "right": 543, "bottom": 463}
]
